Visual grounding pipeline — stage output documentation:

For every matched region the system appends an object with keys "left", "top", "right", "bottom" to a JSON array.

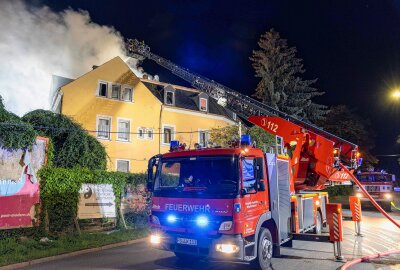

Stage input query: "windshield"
[
  {"left": 154, "top": 155, "right": 238, "bottom": 198},
  {"left": 356, "top": 174, "right": 394, "bottom": 182}
]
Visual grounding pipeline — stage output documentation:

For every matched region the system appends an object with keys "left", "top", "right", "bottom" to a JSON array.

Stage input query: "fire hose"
[{"left": 339, "top": 164, "right": 400, "bottom": 269}]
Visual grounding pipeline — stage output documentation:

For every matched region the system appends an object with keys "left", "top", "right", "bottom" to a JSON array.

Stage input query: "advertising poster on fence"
[
  {"left": 0, "top": 137, "right": 48, "bottom": 229},
  {"left": 78, "top": 184, "right": 116, "bottom": 219},
  {"left": 121, "top": 184, "right": 148, "bottom": 214}
]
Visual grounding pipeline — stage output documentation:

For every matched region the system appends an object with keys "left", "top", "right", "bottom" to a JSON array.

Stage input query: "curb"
[{"left": 0, "top": 237, "right": 146, "bottom": 270}]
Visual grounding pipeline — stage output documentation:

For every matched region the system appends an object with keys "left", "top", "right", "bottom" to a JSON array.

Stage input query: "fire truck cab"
[{"left": 147, "top": 135, "right": 329, "bottom": 269}]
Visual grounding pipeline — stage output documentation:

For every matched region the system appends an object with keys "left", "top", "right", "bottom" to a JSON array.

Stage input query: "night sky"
[{"left": 41, "top": 0, "right": 400, "bottom": 174}]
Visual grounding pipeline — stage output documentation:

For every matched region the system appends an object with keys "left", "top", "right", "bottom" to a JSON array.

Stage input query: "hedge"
[{"left": 38, "top": 167, "right": 147, "bottom": 233}]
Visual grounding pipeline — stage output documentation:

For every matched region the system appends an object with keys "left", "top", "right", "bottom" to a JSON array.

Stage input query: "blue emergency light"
[
  {"left": 240, "top": 135, "right": 252, "bottom": 146},
  {"left": 170, "top": 140, "right": 180, "bottom": 152}
]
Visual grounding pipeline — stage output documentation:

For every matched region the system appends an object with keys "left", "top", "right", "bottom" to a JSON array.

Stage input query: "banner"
[
  {"left": 78, "top": 184, "right": 116, "bottom": 219},
  {"left": 0, "top": 137, "right": 48, "bottom": 229}
]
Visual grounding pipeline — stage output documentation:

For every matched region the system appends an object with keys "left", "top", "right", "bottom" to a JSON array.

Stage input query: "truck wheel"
[
  {"left": 313, "top": 211, "right": 322, "bottom": 234},
  {"left": 251, "top": 228, "right": 273, "bottom": 270},
  {"left": 384, "top": 202, "right": 392, "bottom": 212}
]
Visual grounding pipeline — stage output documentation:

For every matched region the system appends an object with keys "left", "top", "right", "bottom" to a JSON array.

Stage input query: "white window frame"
[
  {"left": 96, "top": 115, "right": 112, "bottom": 140},
  {"left": 198, "top": 129, "right": 209, "bottom": 147},
  {"left": 232, "top": 112, "right": 237, "bottom": 121},
  {"left": 146, "top": 128, "right": 154, "bottom": 140},
  {"left": 115, "top": 159, "right": 130, "bottom": 173},
  {"left": 122, "top": 85, "right": 133, "bottom": 102},
  {"left": 199, "top": 97, "right": 208, "bottom": 112},
  {"left": 111, "top": 84, "right": 121, "bottom": 100},
  {"left": 161, "top": 124, "right": 175, "bottom": 145},
  {"left": 97, "top": 80, "right": 108, "bottom": 98},
  {"left": 117, "top": 118, "right": 131, "bottom": 142},
  {"left": 137, "top": 127, "right": 145, "bottom": 139},
  {"left": 164, "top": 90, "right": 175, "bottom": 105}
]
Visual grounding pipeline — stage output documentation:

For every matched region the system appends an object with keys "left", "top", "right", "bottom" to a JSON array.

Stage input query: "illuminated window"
[
  {"left": 200, "top": 98, "right": 208, "bottom": 112},
  {"left": 163, "top": 126, "right": 174, "bottom": 144}
]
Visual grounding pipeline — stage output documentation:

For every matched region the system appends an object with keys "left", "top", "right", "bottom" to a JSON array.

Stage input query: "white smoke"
[{"left": 0, "top": 1, "right": 156, "bottom": 116}]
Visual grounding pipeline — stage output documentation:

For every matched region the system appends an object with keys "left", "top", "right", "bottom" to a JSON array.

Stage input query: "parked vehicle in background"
[{"left": 354, "top": 171, "right": 395, "bottom": 211}]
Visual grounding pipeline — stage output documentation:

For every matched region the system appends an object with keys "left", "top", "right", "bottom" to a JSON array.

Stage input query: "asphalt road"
[{"left": 19, "top": 210, "right": 400, "bottom": 270}]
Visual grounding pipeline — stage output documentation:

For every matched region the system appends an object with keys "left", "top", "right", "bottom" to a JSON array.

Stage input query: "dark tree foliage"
[
  {"left": 250, "top": 29, "right": 328, "bottom": 122},
  {"left": 22, "top": 110, "right": 107, "bottom": 170},
  {"left": 317, "top": 105, "right": 377, "bottom": 166},
  {"left": 0, "top": 95, "right": 36, "bottom": 149}
]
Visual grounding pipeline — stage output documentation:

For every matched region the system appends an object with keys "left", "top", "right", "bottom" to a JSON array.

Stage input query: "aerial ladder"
[{"left": 126, "top": 39, "right": 359, "bottom": 191}]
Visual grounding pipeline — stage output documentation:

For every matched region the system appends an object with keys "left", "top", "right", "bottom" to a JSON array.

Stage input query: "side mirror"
[
  {"left": 240, "top": 188, "right": 247, "bottom": 196},
  {"left": 147, "top": 154, "right": 161, "bottom": 193}
]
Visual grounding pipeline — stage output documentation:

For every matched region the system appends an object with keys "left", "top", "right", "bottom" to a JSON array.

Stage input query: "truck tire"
[
  {"left": 313, "top": 211, "right": 322, "bottom": 234},
  {"left": 384, "top": 202, "right": 392, "bottom": 212},
  {"left": 251, "top": 228, "right": 273, "bottom": 270}
]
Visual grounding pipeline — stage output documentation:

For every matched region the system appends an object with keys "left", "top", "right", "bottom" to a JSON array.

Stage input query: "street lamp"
[{"left": 391, "top": 89, "right": 400, "bottom": 100}]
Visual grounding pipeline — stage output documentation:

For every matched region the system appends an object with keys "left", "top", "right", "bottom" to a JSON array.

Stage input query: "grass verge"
[{"left": 0, "top": 229, "right": 148, "bottom": 267}]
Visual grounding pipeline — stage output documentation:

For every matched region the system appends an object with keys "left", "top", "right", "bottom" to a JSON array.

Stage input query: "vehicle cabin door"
[{"left": 240, "top": 156, "right": 267, "bottom": 237}]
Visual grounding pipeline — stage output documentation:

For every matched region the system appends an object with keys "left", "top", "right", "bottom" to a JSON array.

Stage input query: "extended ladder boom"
[{"left": 127, "top": 39, "right": 359, "bottom": 189}]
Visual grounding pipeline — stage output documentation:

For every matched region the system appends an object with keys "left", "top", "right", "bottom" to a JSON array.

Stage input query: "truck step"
[{"left": 244, "top": 255, "right": 256, "bottom": 261}]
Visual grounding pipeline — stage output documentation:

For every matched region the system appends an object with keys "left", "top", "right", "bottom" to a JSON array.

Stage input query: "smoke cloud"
[{"left": 0, "top": 1, "right": 155, "bottom": 116}]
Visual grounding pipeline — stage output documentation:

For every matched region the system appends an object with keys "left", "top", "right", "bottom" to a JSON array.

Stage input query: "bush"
[
  {"left": 22, "top": 110, "right": 107, "bottom": 170},
  {"left": 325, "top": 185, "right": 353, "bottom": 197},
  {"left": 38, "top": 167, "right": 143, "bottom": 233}
]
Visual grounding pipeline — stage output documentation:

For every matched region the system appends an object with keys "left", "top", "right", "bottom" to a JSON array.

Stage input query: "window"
[
  {"left": 122, "top": 87, "right": 133, "bottom": 102},
  {"left": 97, "top": 116, "right": 111, "bottom": 139},
  {"left": 146, "top": 128, "right": 154, "bottom": 140},
  {"left": 111, "top": 84, "right": 120, "bottom": 99},
  {"left": 242, "top": 158, "right": 256, "bottom": 193},
  {"left": 199, "top": 130, "right": 209, "bottom": 147},
  {"left": 200, "top": 98, "right": 208, "bottom": 112},
  {"left": 163, "top": 126, "right": 174, "bottom": 144},
  {"left": 116, "top": 160, "right": 130, "bottom": 173},
  {"left": 137, "top": 127, "right": 145, "bottom": 139},
  {"left": 232, "top": 113, "right": 237, "bottom": 121},
  {"left": 98, "top": 81, "right": 108, "bottom": 97},
  {"left": 165, "top": 91, "right": 174, "bottom": 105},
  {"left": 117, "top": 119, "right": 130, "bottom": 141}
]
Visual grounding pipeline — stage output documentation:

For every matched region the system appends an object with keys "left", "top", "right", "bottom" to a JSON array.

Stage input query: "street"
[{"left": 18, "top": 210, "right": 400, "bottom": 270}]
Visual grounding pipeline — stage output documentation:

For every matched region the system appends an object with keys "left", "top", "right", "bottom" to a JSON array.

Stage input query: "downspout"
[{"left": 158, "top": 104, "right": 163, "bottom": 154}]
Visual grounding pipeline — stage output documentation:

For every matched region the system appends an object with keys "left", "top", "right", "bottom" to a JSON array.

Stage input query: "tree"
[
  {"left": 0, "top": 95, "right": 36, "bottom": 149},
  {"left": 250, "top": 29, "right": 328, "bottom": 122},
  {"left": 317, "top": 105, "right": 377, "bottom": 166},
  {"left": 22, "top": 110, "right": 107, "bottom": 170},
  {"left": 209, "top": 124, "right": 275, "bottom": 149}
]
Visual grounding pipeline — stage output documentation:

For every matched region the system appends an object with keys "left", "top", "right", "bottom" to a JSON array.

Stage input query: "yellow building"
[{"left": 51, "top": 57, "right": 237, "bottom": 173}]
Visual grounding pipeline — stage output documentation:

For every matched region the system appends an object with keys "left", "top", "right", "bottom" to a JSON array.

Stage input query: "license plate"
[{"left": 177, "top": 237, "right": 197, "bottom": 246}]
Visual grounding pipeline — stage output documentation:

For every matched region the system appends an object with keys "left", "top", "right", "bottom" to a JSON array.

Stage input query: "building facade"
[{"left": 51, "top": 57, "right": 237, "bottom": 173}]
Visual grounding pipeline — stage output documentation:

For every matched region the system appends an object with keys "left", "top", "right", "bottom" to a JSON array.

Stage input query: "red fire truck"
[
  {"left": 354, "top": 171, "right": 395, "bottom": 211},
  {"left": 147, "top": 117, "right": 358, "bottom": 269},
  {"left": 127, "top": 39, "right": 359, "bottom": 269}
]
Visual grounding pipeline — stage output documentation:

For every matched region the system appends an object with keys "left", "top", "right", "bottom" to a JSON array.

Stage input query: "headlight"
[
  {"left": 356, "top": 193, "right": 362, "bottom": 198},
  {"left": 219, "top": 221, "right": 232, "bottom": 231},
  {"left": 150, "top": 234, "right": 161, "bottom": 244},
  {"left": 216, "top": 244, "right": 239, "bottom": 254},
  {"left": 384, "top": 193, "right": 392, "bottom": 199},
  {"left": 196, "top": 215, "right": 209, "bottom": 227},
  {"left": 167, "top": 214, "right": 178, "bottom": 223}
]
